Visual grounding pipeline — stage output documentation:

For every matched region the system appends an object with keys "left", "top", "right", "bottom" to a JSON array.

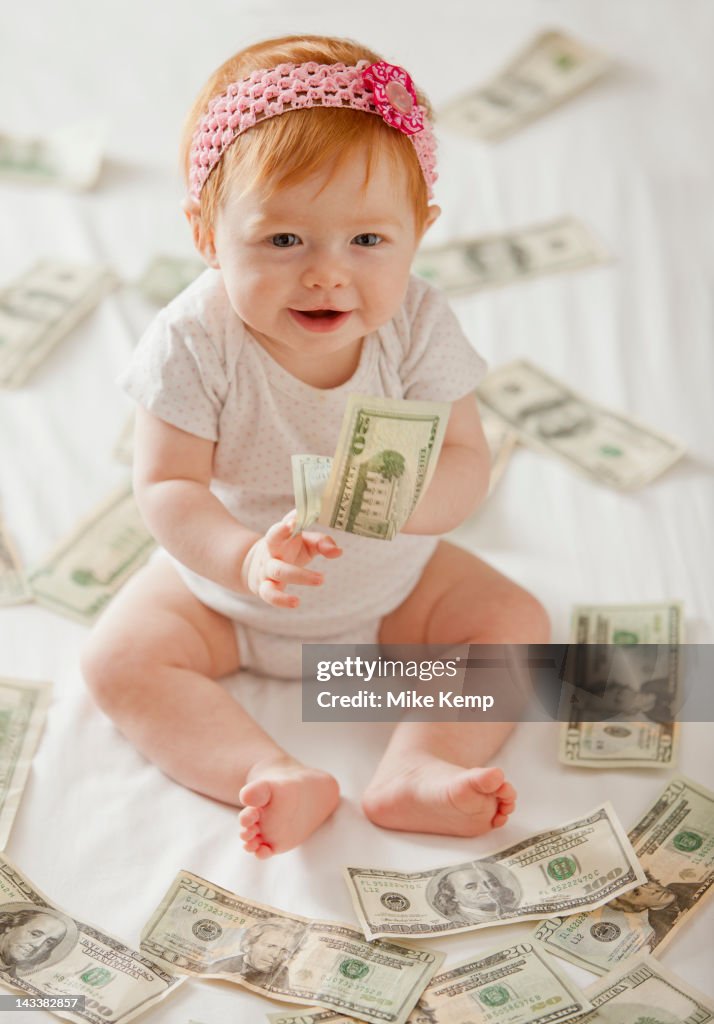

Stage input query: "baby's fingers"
[
  {"left": 302, "top": 532, "right": 343, "bottom": 560},
  {"left": 264, "top": 519, "right": 293, "bottom": 556},
  {"left": 266, "top": 558, "right": 323, "bottom": 588},
  {"left": 258, "top": 579, "right": 299, "bottom": 609}
]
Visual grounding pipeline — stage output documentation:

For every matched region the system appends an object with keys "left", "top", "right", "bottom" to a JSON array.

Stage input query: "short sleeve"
[
  {"left": 117, "top": 312, "right": 228, "bottom": 442},
  {"left": 399, "top": 279, "right": 487, "bottom": 402}
]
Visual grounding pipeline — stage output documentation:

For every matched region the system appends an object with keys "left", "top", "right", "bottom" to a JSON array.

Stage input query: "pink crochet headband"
[{"left": 188, "top": 59, "right": 437, "bottom": 201}]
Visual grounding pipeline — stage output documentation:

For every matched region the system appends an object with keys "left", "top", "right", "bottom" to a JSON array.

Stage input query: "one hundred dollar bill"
[
  {"left": 137, "top": 255, "right": 204, "bottom": 304},
  {"left": 559, "top": 603, "right": 684, "bottom": 768},
  {"left": 0, "top": 677, "right": 51, "bottom": 849},
  {"left": 581, "top": 956, "right": 714, "bottom": 1024},
  {"left": 477, "top": 360, "right": 685, "bottom": 489},
  {"left": 269, "top": 941, "right": 593, "bottom": 1024},
  {"left": 140, "top": 869, "right": 444, "bottom": 1024},
  {"left": 0, "top": 261, "right": 117, "bottom": 388},
  {"left": 344, "top": 803, "right": 646, "bottom": 941},
  {"left": 28, "top": 485, "right": 156, "bottom": 624},
  {"left": 0, "top": 520, "right": 32, "bottom": 605},
  {"left": 0, "top": 854, "right": 183, "bottom": 1022},
  {"left": 316, "top": 395, "right": 451, "bottom": 540},
  {"left": 113, "top": 414, "right": 135, "bottom": 465},
  {"left": 440, "top": 30, "right": 611, "bottom": 141},
  {"left": 414, "top": 218, "right": 608, "bottom": 295},
  {"left": 533, "top": 775, "right": 714, "bottom": 973},
  {"left": 0, "top": 121, "right": 104, "bottom": 189},
  {"left": 479, "top": 403, "right": 518, "bottom": 494}
]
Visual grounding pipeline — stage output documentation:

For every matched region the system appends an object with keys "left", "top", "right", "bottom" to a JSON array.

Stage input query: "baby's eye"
[
  {"left": 352, "top": 233, "right": 382, "bottom": 247},
  {"left": 270, "top": 233, "right": 300, "bottom": 247}
]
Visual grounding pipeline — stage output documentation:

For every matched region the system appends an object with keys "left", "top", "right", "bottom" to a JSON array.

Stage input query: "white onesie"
[{"left": 119, "top": 270, "right": 486, "bottom": 676}]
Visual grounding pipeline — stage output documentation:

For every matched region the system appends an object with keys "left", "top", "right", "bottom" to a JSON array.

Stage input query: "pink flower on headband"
[{"left": 361, "top": 62, "right": 424, "bottom": 136}]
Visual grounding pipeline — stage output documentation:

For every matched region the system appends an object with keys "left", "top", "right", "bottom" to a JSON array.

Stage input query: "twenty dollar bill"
[
  {"left": 0, "top": 677, "right": 51, "bottom": 849},
  {"left": 559, "top": 602, "right": 683, "bottom": 768},
  {"left": 140, "top": 869, "right": 444, "bottom": 1024},
  {"left": 440, "top": 30, "right": 611, "bottom": 141},
  {"left": 316, "top": 395, "right": 451, "bottom": 540},
  {"left": 534, "top": 775, "right": 714, "bottom": 972},
  {"left": 345, "top": 802, "right": 645, "bottom": 940},
  {"left": 477, "top": 360, "right": 685, "bottom": 489},
  {"left": 414, "top": 217, "right": 608, "bottom": 296},
  {"left": 29, "top": 485, "right": 155, "bottom": 624},
  {"left": 269, "top": 941, "right": 593, "bottom": 1024},
  {"left": 0, "top": 261, "right": 116, "bottom": 388}
]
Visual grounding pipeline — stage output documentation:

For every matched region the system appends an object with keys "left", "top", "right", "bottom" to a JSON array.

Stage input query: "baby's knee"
[{"left": 80, "top": 630, "right": 141, "bottom": 714}]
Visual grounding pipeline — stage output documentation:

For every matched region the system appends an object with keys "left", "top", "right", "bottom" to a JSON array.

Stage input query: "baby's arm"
[
  {"left": 134, "top": 408, "right": 260, "bottom": 591},
  {"left": 134, "top": 408, "right": 341, "bottom": 604},
  {"left": 401, "top": 392, "right": 490, "bottom": 535}
]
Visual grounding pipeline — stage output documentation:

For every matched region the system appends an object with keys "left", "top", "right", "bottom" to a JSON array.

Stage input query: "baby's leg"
[
  {"left": 362, "top": 541, "right": 549, "bottom": 838},
  {"left": 81, "top": 558, "right": 338, "bottom": 857}
]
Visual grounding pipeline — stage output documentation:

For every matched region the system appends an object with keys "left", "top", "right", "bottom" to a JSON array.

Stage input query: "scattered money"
[
  {"left": 28, "top": 485, "right": 155, "bottom": 625},
  {"left": 0, "top": 261, "right": 117, "bottom": 388},
  {"left": 414, "top": 217, "right": 609, "bottom": 295},
  {"left": 0, "top": 677, "right": 51, "bottom": 849},
  {"left": 477, "top": 360, "right": 685, "bottom": 489},
  {"left": 580, "top": 956, "right": 714, "bottom": 1024},
  {"left": 534, "top": 775, "right": 714, "bottom": 973},
  {"left": 440, "top": 30, "right": 611, "bottom": 141},
  {"left": 0, "top": 121, "right": 104, "bottom": 189},
  {"left": 344, "top": 802, "right": 645, "bottom": 941},
  {"left": 559, "top": 603, "right": 684, "bottom": 768},
  {"left": 137, "top": 255, "right": 205, "bottom": 304},
  {"left": 296, "top": 395, "right": 451, "bottom": 540},
  {"left": 113, "top": 414, "right": 135, "bottom": 465},
  {"left": 0, "top": 853, "right": 182, "bottom": 1022},
  {"left": 0, "top": 520, "right": 31, "bottom": 605},
  {"left": 269, "top": 942, "right": 593, "bottom": 1024},
  {"left": 140, "top": 869, "right": 444, "bottom": 1024},
  {"left": 479, "top": 402, "right": 518, "bottom": 493}
]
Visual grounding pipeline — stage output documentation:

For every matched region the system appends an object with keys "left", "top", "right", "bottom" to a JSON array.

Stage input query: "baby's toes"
[
  {"left": 240, "top": 824, "right": 260, "bottom": 841},
  {"left": 492, "top": 811, "right": 510, "bottom": 828},
  {"left": 254, "top": 842, "right": 274, "bottom": 860},
  {"left": 495, "top": 781, "right": 517, "bottom": 804},
  {"left": 238, "top": 806, "right": 260, "bottom": 828}
]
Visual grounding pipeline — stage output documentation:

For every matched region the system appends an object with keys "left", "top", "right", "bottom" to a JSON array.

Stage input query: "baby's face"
[{"left": 210, "top": 144, "right": 433, "bottom": 369}]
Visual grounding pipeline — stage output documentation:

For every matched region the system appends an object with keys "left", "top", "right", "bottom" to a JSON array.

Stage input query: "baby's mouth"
[
  {"left": 289, "top": 308, "right": 352, "bottom": 332},
  {"left": 298, "top": 309, "right": 343, "bottom": 319}
]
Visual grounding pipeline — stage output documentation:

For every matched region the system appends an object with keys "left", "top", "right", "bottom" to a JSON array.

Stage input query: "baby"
[{"left": 82, "top": 34, "right": 549, "bottom": 858}]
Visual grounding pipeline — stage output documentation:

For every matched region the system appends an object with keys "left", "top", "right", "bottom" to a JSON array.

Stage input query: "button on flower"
[{"left": 361, "top": 61, "right": 424, "bottom": 135}]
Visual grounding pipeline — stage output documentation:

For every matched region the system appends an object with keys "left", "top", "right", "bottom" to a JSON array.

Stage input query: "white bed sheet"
[{"left": 1, "top": 1, "right": 713, "bottom": 1020}]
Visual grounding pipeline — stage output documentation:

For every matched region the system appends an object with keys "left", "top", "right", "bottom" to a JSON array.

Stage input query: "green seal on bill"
[
  {"left": 547, "top": 856, "right": 578, "bottom": 880},
  {"left": 673, "top": 830, "right": 703, "bottom": 852},
  {"left": 479, "top": 985, "right": 510, "bottom": 1007},
  {"left": 339, "top": 959, "right": 370, "bottom": 980}
]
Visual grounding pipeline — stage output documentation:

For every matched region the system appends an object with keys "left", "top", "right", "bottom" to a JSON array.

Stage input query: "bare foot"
[
  {"left": 361, "top": 757, "right": 515, "bottom": 837},
  {"left": 238, "top": 756, "right": 340, "bottom": 858}
]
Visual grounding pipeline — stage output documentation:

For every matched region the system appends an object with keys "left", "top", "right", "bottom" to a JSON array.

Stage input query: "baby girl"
[{"left": 82, "top": 34, "right": 549, "bottom": 858}]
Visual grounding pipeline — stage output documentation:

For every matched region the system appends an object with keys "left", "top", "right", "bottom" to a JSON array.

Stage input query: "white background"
[{"left": 0, "top": 1, "right": 713, "bottom": 1021}]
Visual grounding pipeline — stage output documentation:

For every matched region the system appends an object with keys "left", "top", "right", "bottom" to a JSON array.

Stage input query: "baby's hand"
[{"left": 241, "top": 512, "right": 343, "bottom": 609}]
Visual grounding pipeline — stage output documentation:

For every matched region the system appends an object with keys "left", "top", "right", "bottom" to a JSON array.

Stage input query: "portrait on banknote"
[
  {"left": 0, "top": 903, "right": 77, "bottom": 978},
  {"left": 426, "top": 862, "right": 521, "bottom": 925},
  {"left": 211, "top": 917, "right": 306, "bottom": 989}
]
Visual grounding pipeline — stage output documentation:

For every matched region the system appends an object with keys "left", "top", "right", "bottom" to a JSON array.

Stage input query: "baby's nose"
[{"left": 301, "top": 252, "right": 350, "bottom": 289}]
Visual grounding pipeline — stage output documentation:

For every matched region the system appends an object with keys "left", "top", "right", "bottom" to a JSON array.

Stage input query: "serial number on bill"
[{"left": 1, "top": 996, "right": 86, "bottom": 1010}]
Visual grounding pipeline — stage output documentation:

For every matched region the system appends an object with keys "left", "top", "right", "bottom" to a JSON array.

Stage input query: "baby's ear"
[
  {"left": 420, "top": 204, "right": 441, "bottom": 240},
  {"left": 181, "top": 196, "right": 220, "bottom": 269}
]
